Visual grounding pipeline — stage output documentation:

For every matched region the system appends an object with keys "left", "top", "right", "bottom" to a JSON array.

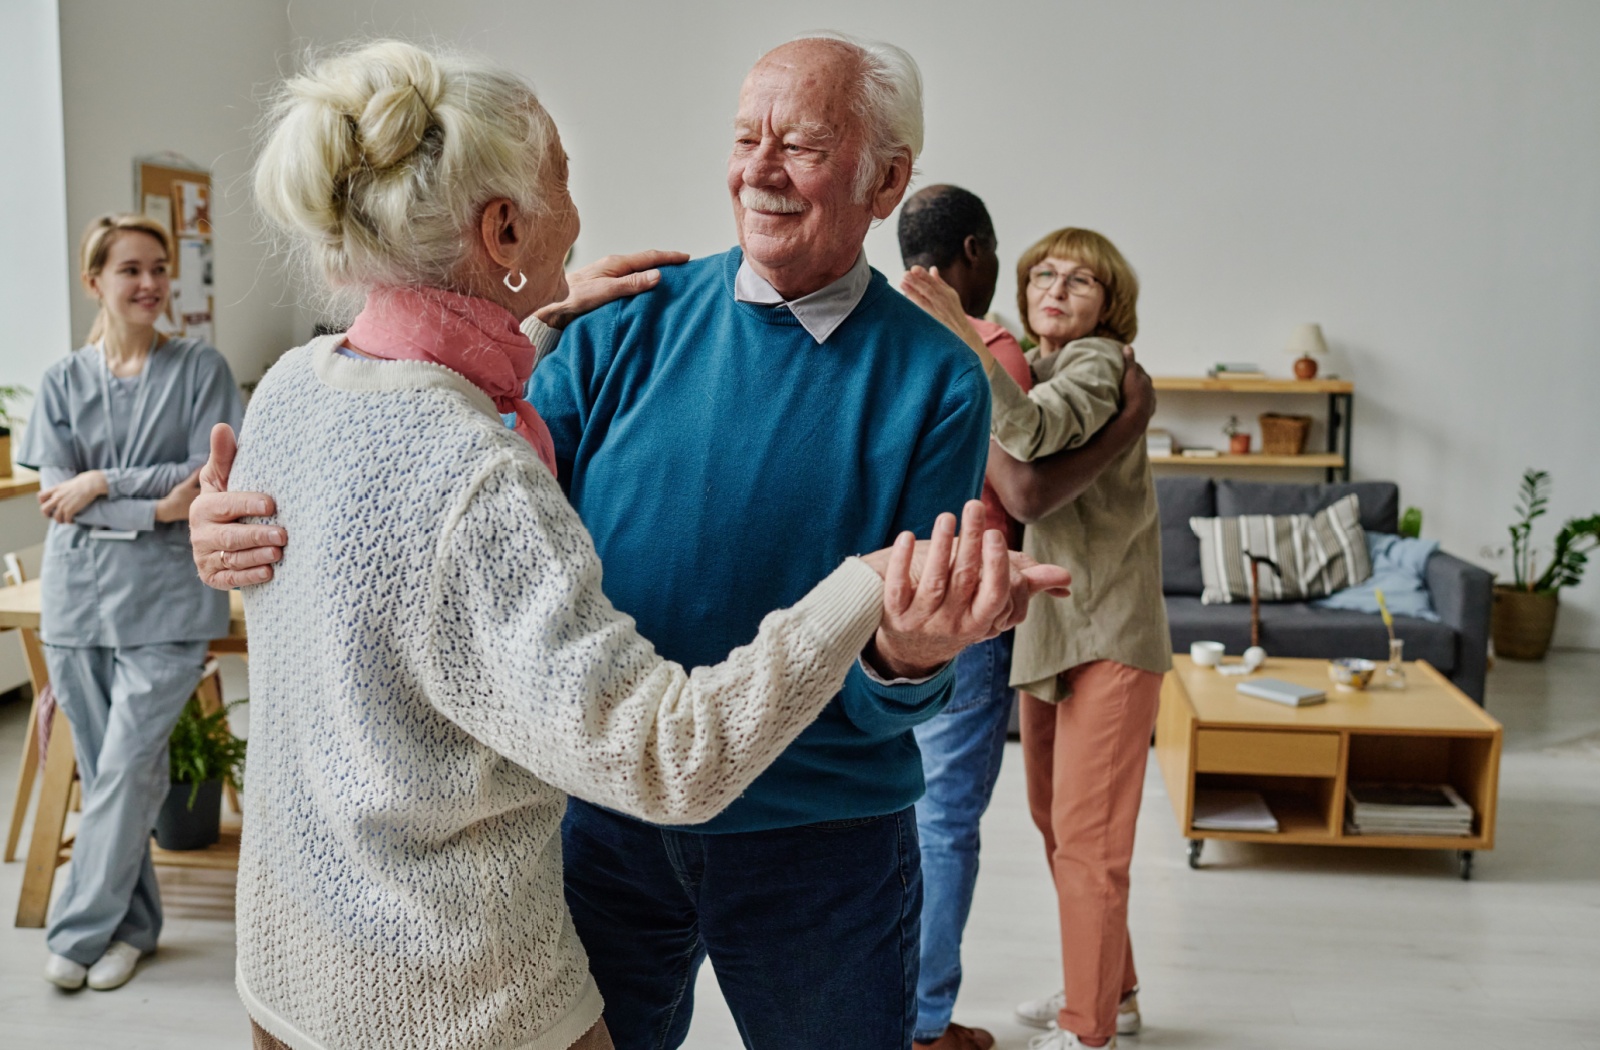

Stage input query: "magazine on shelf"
[
  {"left": 1345, "top": 782, "right": 1474, "bottom": 837},
  {"left": 1192, "top": 789, "right": 1280, "bottom": 833}
]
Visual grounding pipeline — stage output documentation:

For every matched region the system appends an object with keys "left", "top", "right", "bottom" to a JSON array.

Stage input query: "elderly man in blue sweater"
[
  {"left": 528, "top": 34, "right": 994, "bottom": 1049},
  {"left": 188, "top": 32, "right": 1019, "bottom": 1050}
]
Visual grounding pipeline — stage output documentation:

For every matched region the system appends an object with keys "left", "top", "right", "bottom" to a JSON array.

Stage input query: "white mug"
[{"left": 1190, "top": 641, "right": 1226, "bottom": 667}]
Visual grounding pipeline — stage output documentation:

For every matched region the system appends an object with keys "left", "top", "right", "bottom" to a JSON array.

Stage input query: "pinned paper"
[
  {"left": 142, "top": 194, "right": 174, "bottom": 239},
  {"left": 174, "top": 180, "right": 210, "bottom": 237}
]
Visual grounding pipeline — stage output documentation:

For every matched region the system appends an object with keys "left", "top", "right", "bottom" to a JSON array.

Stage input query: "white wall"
[
  {"left": 0, "top": 0, "right": 72, "bottom": 691},
  {"left": 283, "top": 0, "right": 1600, "bottom": 649},
  {"left": 57, "top": 0, "right": 300, "bottom": 389}
]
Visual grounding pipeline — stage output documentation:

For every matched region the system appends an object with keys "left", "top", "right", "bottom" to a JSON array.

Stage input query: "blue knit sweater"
[{"left": 526, "top": 248, "right": 990, "bottom": 832}]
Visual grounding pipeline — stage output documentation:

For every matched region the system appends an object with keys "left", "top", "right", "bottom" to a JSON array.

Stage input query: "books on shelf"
[
  {"left": 1345, "top": 782, "right": 1474, "bottom": 837},
  {"left": 1208, "top": 362, "right": 1267, "bottom": 379},
  {"left": 1180, "top": 447, "right": 1221, "bottom": 458},
  {"left": 1236, "top": 678, "right": 1327, "bottom": 706},
  {"left": 1192, "top": 789, "right": 1280, "bottom": 833},
  {"left": 1146, "top": 427, "right": 1176, "bottom": 456}
]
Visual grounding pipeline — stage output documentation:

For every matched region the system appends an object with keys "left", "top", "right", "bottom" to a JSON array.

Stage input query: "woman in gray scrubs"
[{"left": 19, "top": 213, "right": 242, "bottom": 992}]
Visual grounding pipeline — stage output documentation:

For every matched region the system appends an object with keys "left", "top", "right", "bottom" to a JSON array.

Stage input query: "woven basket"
[{"left": 1258, "top": 413, "right": 1311, "bottom": 456}]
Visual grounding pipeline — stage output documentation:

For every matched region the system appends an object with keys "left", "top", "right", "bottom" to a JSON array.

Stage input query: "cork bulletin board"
[{"left": 135, "top": 156, "right": 214, "bottom": 342}]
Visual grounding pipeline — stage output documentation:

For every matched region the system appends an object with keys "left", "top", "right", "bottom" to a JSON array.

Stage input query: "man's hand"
[
  {"left": 861, "top": 501, "right": 1071, "bottom": 679},
  {"left": 190, "top": 423, "right": 286, "bottom": 590},
  {"left": 155, "top": 469, "right": 202, "bottom": 523},
  {"left": 38, "top": 470, "right": 108, "bottom": 524},
  {"left": 534, "top": 250, "right": 690, "bottom": 330},
  {"left": 1120, "top": 345, "right": 1156, "bottom": 429}
]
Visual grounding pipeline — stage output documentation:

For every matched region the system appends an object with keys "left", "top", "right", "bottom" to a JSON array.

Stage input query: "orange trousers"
[{"left": 1021, "top": 659, "right": 1163, "bottom": 1044}]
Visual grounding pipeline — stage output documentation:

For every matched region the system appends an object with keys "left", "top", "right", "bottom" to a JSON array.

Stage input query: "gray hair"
[
  {"left": 253, "top": 40, "right": 559, "bottom": 316},
  {"left": 790, "top": 31, "right": 924, "bottom": 202}
]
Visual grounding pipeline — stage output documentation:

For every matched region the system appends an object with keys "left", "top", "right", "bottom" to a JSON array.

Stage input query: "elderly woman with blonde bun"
[
  {"left": 905, "top": 229, "right": 1169, "bottom": 1049},
  {"left": 20, "top": 213, "right": 241, "bottom": 994},
  {"left": 210, "top": 40, "right": 1045, "bottom": 1050}
]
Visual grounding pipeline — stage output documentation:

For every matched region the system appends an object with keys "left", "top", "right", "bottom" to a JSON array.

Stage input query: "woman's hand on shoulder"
[
  {"left": 534, "top": 249, "right": 690, "bottom": 330},
  {"left": 899, "top": 267, "right": 997, "bottom": 372}
]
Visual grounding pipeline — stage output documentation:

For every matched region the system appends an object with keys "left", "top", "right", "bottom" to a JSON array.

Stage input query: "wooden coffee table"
[{"left": 1154, "top": 655, "right": 1501, "bottom": 879}]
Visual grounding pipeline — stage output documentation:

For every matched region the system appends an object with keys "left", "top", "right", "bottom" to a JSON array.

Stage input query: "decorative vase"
[
  {"left": 154, "top": 779, "right": 223, "bottom": 850},
  {"left": 1491, "top": 585, "right": 1559, "bottom": 661},
  {"left": 1229, "top": 433, "right": 1252, "bottom": 454},
  {"left": 1293, "top": 355, "right": 1319, "bottom": 379}
]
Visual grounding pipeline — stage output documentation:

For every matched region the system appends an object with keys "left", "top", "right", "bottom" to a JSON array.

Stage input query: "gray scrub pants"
[{"left": 42, "top": 641, "right": 209, "bottom": 965}]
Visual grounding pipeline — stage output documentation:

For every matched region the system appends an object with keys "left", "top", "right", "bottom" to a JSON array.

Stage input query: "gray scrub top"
[{"left": 17, "top": 338, "right": 243, "bottom": 648}]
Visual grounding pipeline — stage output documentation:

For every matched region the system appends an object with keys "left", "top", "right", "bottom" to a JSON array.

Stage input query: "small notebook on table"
[{"left": 1236, "top": 678, "right": 1327, "bottom": 706}]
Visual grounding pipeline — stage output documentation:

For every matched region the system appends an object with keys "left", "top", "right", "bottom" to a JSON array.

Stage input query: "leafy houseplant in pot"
[
  {"left": 156, "top": 698, "right": 246, "bottom": 850},
  {"left": 0, "top": 384, "right": 31, "bottom": 479},
  {"left": 1492, "top": 469, "right": 1600, "bottom": 660}
]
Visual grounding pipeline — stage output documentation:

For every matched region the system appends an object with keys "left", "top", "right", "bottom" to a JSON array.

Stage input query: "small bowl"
[
  {"left": 1329, "top": 658, "right": 1377, "bottom": 690},
  {"left": 1191, "top": 641, "right": 1226, "bottom": 668}
]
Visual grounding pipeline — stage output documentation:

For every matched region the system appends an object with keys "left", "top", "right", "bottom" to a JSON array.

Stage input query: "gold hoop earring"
[{"left": 503, "top": 270, "right": 527, "bottom": 293}]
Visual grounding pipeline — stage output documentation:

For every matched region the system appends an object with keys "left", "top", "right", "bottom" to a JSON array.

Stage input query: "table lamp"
[{"left": 1287, "top": 323, "right": 1328, "bottom": 379}]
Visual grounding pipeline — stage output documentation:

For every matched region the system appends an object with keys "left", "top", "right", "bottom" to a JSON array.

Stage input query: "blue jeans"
[
  {"left": 562, "top": 799, "right": 922, "bottom": 1050},
  {"left": 911, "top": 633, "right": 1015, "bottom": 1042}
]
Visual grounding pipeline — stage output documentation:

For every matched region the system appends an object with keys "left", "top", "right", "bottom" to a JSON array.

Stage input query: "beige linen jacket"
[{"left": 987, "top": 336, "right": 1171, "bottom": 700}]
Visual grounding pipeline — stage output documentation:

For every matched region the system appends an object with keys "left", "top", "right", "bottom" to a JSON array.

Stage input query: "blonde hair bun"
[{"left": 254, "top": 39, "right": 557, "bottom": 311}]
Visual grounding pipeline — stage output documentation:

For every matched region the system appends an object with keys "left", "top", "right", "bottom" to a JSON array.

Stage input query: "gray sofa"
[{"left": 1158, "top": 478, "right": 1493, "bottom": 705}]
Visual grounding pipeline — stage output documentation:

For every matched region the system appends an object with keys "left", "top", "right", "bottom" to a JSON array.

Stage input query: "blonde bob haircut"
[
  {"left": 1015, "top": 227, "right": 1139, "bottom": 345},
  {"left": 253, "top": 39, "right": 559, "bottom": 316},
  {"left": 80, "top": 213, "right": 173, "bottom": 344}
]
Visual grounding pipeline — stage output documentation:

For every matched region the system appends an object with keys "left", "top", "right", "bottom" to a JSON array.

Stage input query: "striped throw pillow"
[{"left": 1190, "top": 494, "right": 1373, "bottom": 605}]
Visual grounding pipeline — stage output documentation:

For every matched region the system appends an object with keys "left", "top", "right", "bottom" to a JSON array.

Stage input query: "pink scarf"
[{"left": 345, "top": 285, "right": 558, "bottom": 477}]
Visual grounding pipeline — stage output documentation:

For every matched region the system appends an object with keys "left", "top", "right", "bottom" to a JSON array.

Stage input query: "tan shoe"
[{"left": 914, "top": 1022, "right": 996, "bottom": 1050}]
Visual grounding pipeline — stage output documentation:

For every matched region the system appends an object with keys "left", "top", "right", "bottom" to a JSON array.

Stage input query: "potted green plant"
[
  {"left": 0, "top": 384, "right": 31, "bottom": 479},
  {"left": 155, "top": 698, "right": 246, "bottom": 850},
  {"left": 1492, "top": 469, "right": 1600, "bottom": 660},
  {"left": 1222, "top": 415, "right": 1250, "bottom": 455}
]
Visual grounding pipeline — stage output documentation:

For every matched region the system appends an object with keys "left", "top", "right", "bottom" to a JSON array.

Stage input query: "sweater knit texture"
[
  {"left": 526, "top": 248, "right": 992, "bottom": 832},
  {"left": 228, "top": 340, "right": 884, "bottom": 1050}
]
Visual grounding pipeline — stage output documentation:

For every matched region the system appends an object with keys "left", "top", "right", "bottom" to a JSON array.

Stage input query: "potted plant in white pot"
[
  {"left": 155, "top": 698, "right": 246, "bottom": 850},
  {"left": 1493, "top": 469, "right": 1600, "bottom": 660},
  {"left": 0, "top": 384, "right": 31, "bottom": 478}
]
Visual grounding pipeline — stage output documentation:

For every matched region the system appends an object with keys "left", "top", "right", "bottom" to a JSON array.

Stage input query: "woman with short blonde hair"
[
  {"left": 215, "top": 39, "right": 1042, "bottom": 1050},
  {"left": 21, "top": 212, "right": 241, "bottom": 993},
  {"left": 905, "top": 226, "right": 1169, "bottom": 1049}
]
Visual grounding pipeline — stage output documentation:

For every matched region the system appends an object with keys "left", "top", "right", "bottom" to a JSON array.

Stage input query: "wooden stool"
[{"left": 6, "top": 553, "right": 241, "bottom": 927}]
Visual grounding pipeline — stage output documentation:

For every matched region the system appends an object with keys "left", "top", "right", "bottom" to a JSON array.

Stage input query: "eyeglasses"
[{"left": 1028, "top": 267, "right": 1102, "bottom": 296}]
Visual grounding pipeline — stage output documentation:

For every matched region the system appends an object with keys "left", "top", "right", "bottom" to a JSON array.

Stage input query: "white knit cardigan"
[{"left": 229, "top": 339, "right": 884, "bottom": 1050}]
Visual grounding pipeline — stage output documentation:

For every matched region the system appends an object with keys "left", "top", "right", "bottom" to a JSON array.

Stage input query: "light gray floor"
[{"left": 0, "top": 652, "right": 1597, "bottom": 1049}]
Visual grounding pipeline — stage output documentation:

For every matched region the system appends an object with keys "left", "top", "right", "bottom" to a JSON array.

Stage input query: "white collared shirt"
[{"left": 733, "top": 251, "right": 872, "bottom": 344}]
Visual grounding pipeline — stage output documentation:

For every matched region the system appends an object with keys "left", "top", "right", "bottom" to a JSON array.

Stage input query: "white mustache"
[{"left": 740, "top": 187, "right": 806, "bottom": 214}]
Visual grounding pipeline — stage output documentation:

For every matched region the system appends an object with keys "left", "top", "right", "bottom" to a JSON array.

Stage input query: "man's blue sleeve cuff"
[{"left": 836, "top": 659, "right": 956, "bottom": 737}]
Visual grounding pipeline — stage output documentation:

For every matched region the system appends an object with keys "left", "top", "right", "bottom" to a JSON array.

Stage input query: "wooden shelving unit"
[
  {"left": 1149, "top": 377, "right": 1354, "bottom": 481},
  {"left": 1151, "top": 453, "right": 1344, "bottom": 469}
]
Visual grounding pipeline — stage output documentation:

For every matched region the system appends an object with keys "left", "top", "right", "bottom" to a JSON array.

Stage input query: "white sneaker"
[
  {"left": 1027, "top": 1030, "right": 1116, "bottom": 1049},
  {"left": 86, "top": 941, "right": 145, "bottom": 991},
  {"left": 44, "top": 953, "right": 87, "bottom": 990},
  {"left": 1017, "top": 988, "right": 1141, "bottom": 1037},
  {"left": 1117, "top": 989, "right": 1142, "bottom": 1036},
  {"left": 1016, "top": 990, "right": 1066, "bottom": 1029}
]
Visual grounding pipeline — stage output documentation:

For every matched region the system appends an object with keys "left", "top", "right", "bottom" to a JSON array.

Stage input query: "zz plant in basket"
[{"left": 1494, "top": 469, "right": 1600, "bottom": 660}]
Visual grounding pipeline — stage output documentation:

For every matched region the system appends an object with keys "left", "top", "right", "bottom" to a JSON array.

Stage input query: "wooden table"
[
  {"left": 0, "top": 578, "right": 247, "bottom": 640},
  {"left": 0, "top": 466, "right": 41, "bottom": 501},
  {"left": 0, "top": 578, "right": 247, "bottom": 924},
  {"left": 1154, "top": 655, "right": 1501, "bottom": 879}
]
